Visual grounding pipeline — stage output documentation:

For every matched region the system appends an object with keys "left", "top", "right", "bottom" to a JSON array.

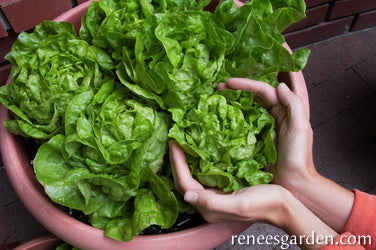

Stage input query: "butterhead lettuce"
[
  {"left": 81, "top": 0, "right": 309, "bottom": 110},
  {"left": 34, "top": 82, "right": 177, "bottom": 241},
  {"left": 214, "top": 0, "right": 310, "bottom": 86},
  {"left": 169, "top": 89, "right": 276, "bottom": 192},
  {"left": 0, "top": 21, "right": 115, "bottom": 139},
  {"left": 116, "top": 10, "right": 231, "bottom": 109}
]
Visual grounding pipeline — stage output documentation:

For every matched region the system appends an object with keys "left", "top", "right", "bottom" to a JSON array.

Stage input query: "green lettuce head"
[
  {"left": 117, "top": 10, "right": 231, "bottom": 109},
  {"left": 0, "top": 21, "right": 114, "bottom": 139},
  {"left": 117, "top": 11, "right": 232, "bottom": 108},
  {"left": 34, "top": 82, "right": 177, "bottom": 241},
  {"left": 214, "top": 0, "right": 310, "bottom": 87},
  {"left": 80, "top": 0, "right": 232, "bottom": 110},
  {"left": 82, "top": 0, "right": 309, "bottom": 111},
  {"left": 79, "top": 0, "right": 212, "bottom": 57},
  {"left": 169, "top": 89, "right": 276, "bottom": 192}
]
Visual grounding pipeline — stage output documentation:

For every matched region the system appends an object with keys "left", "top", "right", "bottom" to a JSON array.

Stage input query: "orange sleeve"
[
  {"left": 342, "top": 189, "right": 376, "bottom": 249},
  {"left": 321, "top": 189, "right": 375, "bottom": 249}
]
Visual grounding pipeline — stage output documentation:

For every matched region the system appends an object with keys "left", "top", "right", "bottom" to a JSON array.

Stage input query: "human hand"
[
  {"left": 169, "top": 140, "right": 288, "bottom": 226},
  {"left": 170, "top": 77, "right": 354, "bottom": 234},
  {"left": 218, "top": 78, "right": 316, "bottom": 192},
  {"left": 169, "top": 140, "right": 339, "bottom": 249},
  {"left": 219, "top": 79, "right": 355, "bottom": 232}
]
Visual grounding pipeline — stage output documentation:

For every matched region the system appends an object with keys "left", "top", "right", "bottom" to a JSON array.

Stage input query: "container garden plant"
[{"left": 0, "top": 0, "right": 310, "bottom": 249}]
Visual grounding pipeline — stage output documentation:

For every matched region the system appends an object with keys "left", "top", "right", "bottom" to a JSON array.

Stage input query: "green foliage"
[
  {"left": 0, "top": 21, "right": 114, "bottom": 139},
  {"left": 34, "top": 83, "right": 176, "bottom": 241},
  {"left": 0, "top": 0, "right": 310, "bottom": 242},
  {"left": 169, "top": 89, "right": 276, "bottom": 192}
]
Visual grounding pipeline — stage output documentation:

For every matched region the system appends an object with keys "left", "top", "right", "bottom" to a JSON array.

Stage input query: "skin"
[
  {"left": 169, "top": 78, "right": 355, "bottom": 249},
  {"left": 222, "top": 78, "right": 354, "bottom": 232}
]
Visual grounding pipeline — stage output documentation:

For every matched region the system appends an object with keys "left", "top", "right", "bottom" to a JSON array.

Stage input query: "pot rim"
[{"left": 13, "top": 235, "right": 62, "bottom": 250}]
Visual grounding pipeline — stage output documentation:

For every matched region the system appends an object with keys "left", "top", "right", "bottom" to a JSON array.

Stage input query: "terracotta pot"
[
  {"left": 0, "top": 1, "right": 309, "bottom": 249},
  {"left": 14, "top": 235, "right": 62, "bottom": 250}
]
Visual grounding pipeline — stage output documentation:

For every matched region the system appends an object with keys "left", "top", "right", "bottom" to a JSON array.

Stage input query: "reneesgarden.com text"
[{"left": 231, "top": 231, "right": 372, "bottom": 249}]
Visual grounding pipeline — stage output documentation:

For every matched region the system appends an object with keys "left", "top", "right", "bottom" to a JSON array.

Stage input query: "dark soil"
[
  {"left": 58, "top": 202, "right": 206, "bottom": 235},
  {"left": 140, "top": 213, "right": 206, "bottom": 235}
]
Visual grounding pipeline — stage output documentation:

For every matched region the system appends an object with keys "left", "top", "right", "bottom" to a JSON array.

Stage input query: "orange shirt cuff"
[
  {"left": 340, "top": 189, "right": 375, "bottom": 249},
  {"left": 343, "top": 190, "right": 376, "bottom": 235}
]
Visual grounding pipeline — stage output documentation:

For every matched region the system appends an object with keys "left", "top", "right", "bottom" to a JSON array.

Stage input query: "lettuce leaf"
[
  {"left": 81, "top": 0, "right": 309, "bottom": 111},
  {"left": 80, "top": 0, "right": 230, "bottom": 110},
  {"left": 169, "top": 89, "right": 276, "bottom": 192},
  {"left": 34, "top": 84, "right": 177, "bottom": 241},
  {"left": 0, "top": 21, "right": 115, "bottom": 139},
  {"left": 214, "top": 0, "right": 310, "bottom": 86}
]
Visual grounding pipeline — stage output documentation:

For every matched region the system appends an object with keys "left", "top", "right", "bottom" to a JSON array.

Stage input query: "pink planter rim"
[{"left": 14, "top": 235, "right": 62, "bottom": 250}]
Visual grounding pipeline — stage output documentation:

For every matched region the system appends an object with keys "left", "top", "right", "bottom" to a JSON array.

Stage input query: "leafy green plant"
[
  {"left": 214, "top": 0, "right": 309, "bottom": 86},
  {"left": 0, "top": 21, "right": 114, "bottom": 139},
  {"left": 169, "top": 89, "right": 276, "bottom": 192},
  {"left": 81, "top": 0, "right": 309, "bottom": 110},
  {"left": 34, "top": 81, "right": 177, "bottom": 241},
  {"left": 0, "top": 0, "right": 310, "bottom": 242}
]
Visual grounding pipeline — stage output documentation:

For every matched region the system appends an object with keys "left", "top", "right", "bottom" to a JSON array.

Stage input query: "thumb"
[
  {"left": 184, "top": 190, "right": 200, "bottom": 204},
  {"left": 184, "top": 189, "right": 231, "bottom": 212},
  {"left": 183, "top": 189, "right": 253, "bottom": 222}
]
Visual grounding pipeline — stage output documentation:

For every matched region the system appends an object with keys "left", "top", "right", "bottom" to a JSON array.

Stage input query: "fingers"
[
  {"left": 276, "top": 83, "right": 311, "bottom": 130},
  {"left": 225, "top": 78, "right": 280, "bottom": 108},
  {"left": 169, "top": 141, "right": 203, "bottom": 194},
  {"left": 169, "top": 141, "right": 246, "bottom": 223},
  {"left": 270, "top": 103, "right": 287, "bottom": 126},
  {"left": 233, "top": 0, "right": 244, "bottom": 7}
]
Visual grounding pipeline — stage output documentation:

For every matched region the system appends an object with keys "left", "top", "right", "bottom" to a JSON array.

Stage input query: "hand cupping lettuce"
[{"left": 0, "top": 0, "right": 310, "bottom": 242}]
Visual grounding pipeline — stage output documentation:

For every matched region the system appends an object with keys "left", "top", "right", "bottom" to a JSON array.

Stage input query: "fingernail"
[
  {"left": 278, "top": 82, "right": 290, "bottom": 92},
  {"left": 184, "top": 191, "right": 199, "bottom": 203},
  {"left": 217, "top": 82, "right": 226, "bottom": 90}
]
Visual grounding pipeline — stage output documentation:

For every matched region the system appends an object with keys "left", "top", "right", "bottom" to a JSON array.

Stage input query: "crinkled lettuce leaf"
[
  {"left": 34, "top": 84, "right": 177, "bottom": 241},
  {"left": 215, "top": 0, "right": 310, "bottom": 86},
  {"left": 0, "top": 21, "right": 115, "bottom": 139},
  {"left": 80, "top": 0, "right": 309, "bottom": 111},
  {"left": 116, "top": 10, "right": 230, "bottom": 109},
  {"left": 80, "top": 0, "right": 213, "bottom": 63},
  {"left": 81, "top": 0, "right": 231, "bottom": 109},
  {"left": 169, "top": 89, "right": 276, "bottom": 192}
]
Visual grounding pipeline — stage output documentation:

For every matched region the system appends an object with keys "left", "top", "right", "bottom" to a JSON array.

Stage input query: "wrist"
[
  {"left": 277, "top": 189, "right": 340, "bottom": 249},
  {"left": 283, "top": 160, "right": 319, "bottom": 198},
  {"left": 281, "top": 167, "right": 354, "bottom": 233},
  {"left": 265, "top": 186, "right": 296, "bottom": 228},
  {"left": 277, "top": 189, "right": 305, "bottom": 230}
]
